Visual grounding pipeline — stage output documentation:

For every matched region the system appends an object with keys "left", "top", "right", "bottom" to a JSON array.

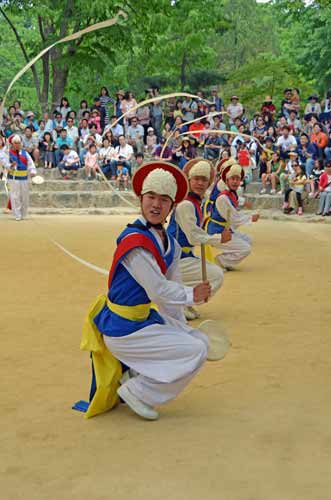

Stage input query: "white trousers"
[
  {"left": 9, "top": 179, "right": 29, "bottom": 219},
  {"left": 216, "top": 231, "right": 252, "bottom": 269},
  {"left": 179, "top": 256, "right": 224, "bottom": 295},
  {"left": 103, "top": 314, "right": 209, "bottom": 407}
]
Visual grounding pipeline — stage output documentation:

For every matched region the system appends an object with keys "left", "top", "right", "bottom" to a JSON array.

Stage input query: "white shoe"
[
  {"left": 117, "top": 384, "right": 159, "bottom": 421},
  {"left": 270, "top": 189, "right": 276, "bottom": 195},
  {"left": 184, "top": 306, "right": 197, "bottom": 321},
  {"left": 119, "top": 368, "right": 139, "bottom": 385},
  {"left": 278, "top": 190, "right": 283, "bottom": 195},
  {"left": 15, "top": 217, "right": 22, "bottom": 221},
  {"left": 308, "top": 192, "right": 314, "bottom": 198},
  {"left": 260, "top": 188, "right": 266, "bottom": 194}
]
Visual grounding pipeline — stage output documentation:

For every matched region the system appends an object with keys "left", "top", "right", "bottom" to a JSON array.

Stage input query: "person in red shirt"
[
  {"left": 261, "top": 96, "right": 276, "bottom": 124},
  {"left": 310, "top": 123, "right": 328, "bottom": 159}
]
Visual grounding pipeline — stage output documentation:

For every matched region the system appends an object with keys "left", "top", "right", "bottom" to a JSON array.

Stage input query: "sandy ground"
[{"left": 1, "top": 215, "right": 331, "bottom": 500}]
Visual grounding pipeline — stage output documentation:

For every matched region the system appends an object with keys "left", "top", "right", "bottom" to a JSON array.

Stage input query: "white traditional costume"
[
  {"left": 5, "top": 135, "right": 36, "bottom": 220},
  {"left": 204, "top": 163, "right": 253, "bottom": 270},
  {"left": 167, "top": 159, "right": 224, "bottom": 313},
  {"left": 80, "top": 161, "right": 209, "bottom": 420}
]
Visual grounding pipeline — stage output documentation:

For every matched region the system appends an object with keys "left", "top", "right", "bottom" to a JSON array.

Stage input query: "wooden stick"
[{"left": 201, "top": 244, "right": 207, "bottom": 282}]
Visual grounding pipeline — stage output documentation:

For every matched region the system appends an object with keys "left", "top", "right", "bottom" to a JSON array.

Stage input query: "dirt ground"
[{"left": 1, "top": 215, "right": 331, "bottom": 500}]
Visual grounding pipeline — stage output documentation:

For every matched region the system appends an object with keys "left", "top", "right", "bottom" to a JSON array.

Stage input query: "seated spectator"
[
  {"left": 226, "top": 95, "right": 243, "bottom": 124},
  {"left": 145, "top": 126, "right": 157, "bottom": 154},
  {"left": 39, "top": 131, "right": 55, "bottom": 168},
  {"left": 24, "top": 111, "right": 38, "bottom": 131},
  {"left": 65, "top": 117, "right": 79, "bottom": 150},
  {"left": 7, "top": 112, "right": 26, "bottom": 137},
  {"left": 237, "top": 142, "right": 253, "bottom": 185},
  {"left": 67, "top": 110, "right": 78, "bottom": 126},
  {"left": 153, "top": 137, "right": 172, "bottom": 161},
  {"left": 172, "top": 115, "right": 188, "bottom": 134},
  {"left": 77, "top": 100, "right": 90, "bottom": 122},
  {"left": 126, "top": 116, "right": 144, "bottom": 153},
  {"left": 199, "top": 120, "right": 211, "bottom": 145},
  {"left": 104, "top": 115, "right": 124, "bottom": 140},
  {"left": 120, "top": 91, "right": 137, "bottom": 128},
  {"left": 55, "top": 128, "right": 74, "bottom": 165},
  {"left": 320, "top": 90, "right": 331, "bottom": 122},
  {"left": 36, "top": 120, "right": 46, "bottom": 140},
  {"left": 99, "top": 138, "right": 116, "bottom": 175},
  {"left": 109, "top": 135, "right": 133, "bottom": 177},
  {"left": 177, "top": 137, "right": 196, "bottom": 169},
  {"left": 116, "top": 163, "right": 129, "bottom": 191},
  {"left": 276, "top": 126, "right": 297, "bottom": 160},
  {"left": 254, "top": 116, "right": 267, "bottom": 142},
  {"left": 279, "top": 153, "right": 298, "bottom": 194},
  {"left": 80, "top": 124, "right": 102, "bottom": 165},
  {"left": 150, "top": 98, "right": 163, "bottom": 140},
  {"left": 22, "top": 126, "right": 40, "bottom": 165},
  {"left": 204, "top": 130, "right": 224, "bottom": 160},
  {"left": 104, "top": 129, "right": 118, "bottom": 148},
  {"left": 89, "top": 109, "right": 102, "bottom": 134},
  {"left": 261, "top": 96, "right": 276, "bottom": 123},
  {"left": 163, "top": 96, "right": 176, "bottom": 127},
  {"left": 304, "top": 95, "right": 322, "bottom": 120},
  {"left": 287, "top": 110, "right": 302, "bottom": 135},
  {"left": 317, "top": 161, "right": 331, "bottom": 215},
  {"left": 283, "top": 163, "right": 307, "bottom": 215},
  {"left": 84, "top": 143, "right": 99, "bottom": 180},
  {"left": 308, "top": 159, "right": 324, "bottom": 198},
  {"left": 297, "top": 133, "right": 318, "bottom": 177},
  {"left": 259, "top": 136, "right": 275, "bottom": 178},
  {"left": 52, "top": 112, "right": 66, "bottom": 140},
  {"left": 260, "top": 151, "right": 281, "bottom": 194},
  {"left": 58, "top": 144, "right": 80, "bottom": 179},
  {"left": 291, "top": 88, "right": 301, "bottom": 114},
  {"left": 43, "top": 112, "right": 53, "bottom": 133},
  {"left": 56, "top": 96, "right": 71, "bottom": 120},
  {"left": 188, "top": 118, "right": 205, "bottom": 141},
  {"left": 131, "top": 152, "right": 144, "bottom": 176},
  {"left": 310, "top": 123, "right": 328, "bottom": 159},
  {"left": 78, "top": 118, "right": 90, "bottom": 152},
  {"left": 13, "top": 100, "right": 24, "bottom": 117},
  {"left": 323, "top": 129, "right": 331, "bottom": 162},
  {"left": 161, "top": 122, "right": 172, "bottom": 141}
]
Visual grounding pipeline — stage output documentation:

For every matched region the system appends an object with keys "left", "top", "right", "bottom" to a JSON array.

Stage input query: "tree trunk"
[{"left": 50, "top": 47, "right": 69, "bottom": 110}]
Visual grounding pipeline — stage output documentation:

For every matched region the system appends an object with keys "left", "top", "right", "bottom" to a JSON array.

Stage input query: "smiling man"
[
  {"left": 85, "top": 161, "right": 212, "bottom": 421},
  {"left": 167, "top": 158, "right": 228, "bottom": 320}
]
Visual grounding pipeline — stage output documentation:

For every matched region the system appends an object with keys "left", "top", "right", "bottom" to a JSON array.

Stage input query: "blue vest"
[
  {"left": 205, "top": 193, "right": 237, "bottom": 235},
  {"left": 167, "top": 196, "right": 202, "bottom": 259},
  {"left": 94, "top": 220, "right": 176, "bottom": 337},
  {"left": 204, "top": 182, "right": 220, "bottom": 217},
  {"left": 8, "top": 149, "right": 29, "bottom": 180}
]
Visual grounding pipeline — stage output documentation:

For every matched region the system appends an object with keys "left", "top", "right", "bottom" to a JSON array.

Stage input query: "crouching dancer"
[
  {"left": 204, "top": 162, "right": 259, "bottom": 270},
  {"left": 83, "top": 161, "right": 211, "bottom": 421},
  {"left": 167, "top": 158, "right": 229, "bottom": 320}
]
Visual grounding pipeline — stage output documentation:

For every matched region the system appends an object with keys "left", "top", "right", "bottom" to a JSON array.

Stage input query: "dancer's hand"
[
  {"left": 221, "top": 228, "right": 232, "bottom": 243},
  {"left": 193, "top": 282, "right": 211, "bottom": 303},
  {"left": 252, "top": 213, "right": 260, "bottom": 222}
]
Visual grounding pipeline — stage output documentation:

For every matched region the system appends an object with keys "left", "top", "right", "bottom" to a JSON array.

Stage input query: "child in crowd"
[
  {"left": 131, "top": 152, "right": 144, "bottom": 176},
  {"left": 308, "top": 159, "right": 324, "bottom": 198},
  {"left": 145, "top": 127, "right": 157, "bottom": 155},
  {"left": 279, "top": 152, "right": 298, "bottom": 194},
  {"left": 116, "top": 163, "right": 129, "bottom": 191},
  {"left": 58, "top": 144, "right": 80, "bottom": 179},
  {"left": 317, "top": 161, "right": 331, "bottom": 216},
  {"left": 283, "top": 163, "right": 307, "bottom": 215},
  {"left": 84, "top": 144, "right": 99, "bottom": 180},
  {"left": 260, "top": 151, "right": 281, "bottom": 194}
]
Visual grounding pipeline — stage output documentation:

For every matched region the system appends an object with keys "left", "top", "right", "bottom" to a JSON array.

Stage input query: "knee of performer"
[
  {"left": 241, "top": 242, "right": 252, "bottom": 258},
  {"left": 209, "top": 265, "right": 224, "bottom": 293},
  {"left": 189, "top": 336, "right": 209, "bottom": 368}
]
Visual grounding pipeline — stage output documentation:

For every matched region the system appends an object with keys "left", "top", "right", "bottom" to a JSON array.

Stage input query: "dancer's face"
[
  {"left": 141, "top": 192, "right": 173, "bottom": 225},
  {"left": 189, "top": 176, "right": 209, "bottom": 197},
  {"left": 227, "top": 175, "right": 241, "bottom": 190}
]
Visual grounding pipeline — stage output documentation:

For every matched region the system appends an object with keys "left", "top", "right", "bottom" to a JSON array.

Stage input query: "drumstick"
[{"left": 201, "top": 244, "right": 207, "bottom": 282}]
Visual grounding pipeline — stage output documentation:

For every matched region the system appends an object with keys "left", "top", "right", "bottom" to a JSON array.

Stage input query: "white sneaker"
[
  {"left": 270, "top": 189, "right": 276, "bottom": 195},
  {"left": 119, "top": 368, "right": 139, "bottom": 385},
  {"left": 117, "top": 384, "right": 159, "bottom": 421},
  {"left": 260, "top": 188, "right": 266, "bottom": 194},
  {"left": 278, "top": 190, "right": 283, "bottom": 195},
  {"left": 15, "top": 216, "right": 22, "bottom": 221},
  {"left": 184, "top": 306, "right": 197, "bottom": 321},
  {"left": 308, "top": 192, "right": 314, "bottom": 198}
]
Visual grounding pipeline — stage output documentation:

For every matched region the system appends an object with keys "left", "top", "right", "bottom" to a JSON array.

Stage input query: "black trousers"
[{"left": 285, "top": 188, "right": 303, "bottom": 207}]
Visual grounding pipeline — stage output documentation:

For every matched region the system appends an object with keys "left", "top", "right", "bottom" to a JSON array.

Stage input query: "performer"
[
  {"left": 84, "top": 161, "right": 211, "bottom": 421},
  {"left": 0, "top": 135, "right": 11, "bottom": 213},
  {"left": 167, "top": 158, "right": 230, "bottom": 320},
  {"left": 204, "top": 162, "right": 259, "bottom": 270},
  {"left": 5, "top": 135, "right": 36, "bottom": 220}
]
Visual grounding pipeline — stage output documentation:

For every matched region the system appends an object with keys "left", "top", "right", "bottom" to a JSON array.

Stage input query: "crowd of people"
[{"left": 1, "top": 85, "right": 331, "bottom": 215}]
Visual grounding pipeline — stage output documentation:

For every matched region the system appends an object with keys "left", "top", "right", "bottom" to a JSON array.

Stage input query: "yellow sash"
[
  {"left": 8, "top": 169, "right": 28, "bottom": 177},
  {"left": 106, "top": 298, "right": 151, "bottom": 322}
]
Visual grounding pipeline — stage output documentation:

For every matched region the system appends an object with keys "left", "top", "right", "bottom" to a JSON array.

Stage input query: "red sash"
[
  {"left": 186, "top": 194, "right": 203, "bottom": 226},
  {"left": 108, "top": 234, "right": 167, "bottom": 288},
  {"left": 219, "top": 190, "right": 239, "bottom": 209}
]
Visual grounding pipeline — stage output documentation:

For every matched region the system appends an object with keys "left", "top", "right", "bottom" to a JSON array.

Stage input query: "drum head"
[
  {"left": 199, "top": 319, "right": 231, "bottom": 361},
  {"left": 32, "top": 175, "right": 45, "bottom": 185}
]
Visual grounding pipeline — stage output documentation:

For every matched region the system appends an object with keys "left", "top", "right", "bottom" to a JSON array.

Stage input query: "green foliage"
[{"left": 0, "top": 0, "right": 330, "bottom": 115}]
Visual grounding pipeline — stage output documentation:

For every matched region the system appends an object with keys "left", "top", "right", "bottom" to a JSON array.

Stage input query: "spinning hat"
[{"left": 132, "top": 161, "right": 188, "bottom": 204}]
